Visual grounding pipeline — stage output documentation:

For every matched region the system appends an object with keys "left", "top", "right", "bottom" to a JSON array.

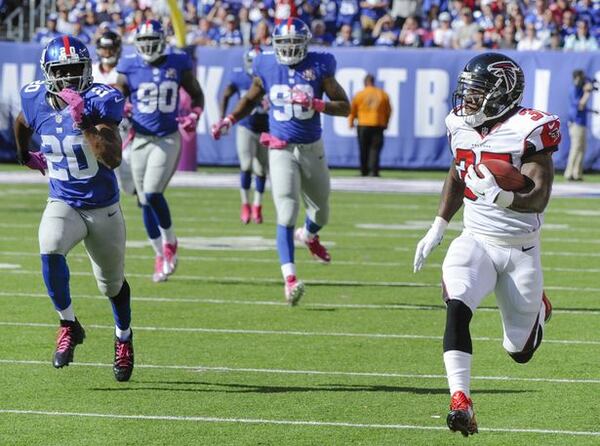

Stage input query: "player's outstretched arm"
[
  {"left": 181, "top": 69, "right": 205, "bottom": 110},
  {"left": 322, "top": 77, "right": 350, "bottom": 117},
  {"left": 82, "top": 123, "right": 122, "bottom": 169},
  {"left": 510, "top": 151, "right": 554, "bottom": 214},
  {"left": 413, "top": 166, "right": 465, "bottom": 273},
  {"left": 13, "top": 112, "right": 34, "bottom": 165},
  {"left": 115, "top": 74, "right": 131, "bottom": 97},
  {"left": 231, "top": 76, "right": 266, "bottom": 121},
  {"left": 219, "top": 83, "right": 238, "bottom": 119}
]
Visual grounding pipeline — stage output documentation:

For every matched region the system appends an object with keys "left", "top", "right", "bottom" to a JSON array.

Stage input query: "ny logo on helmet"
[{"left": 487, "top": 61, "right": 520, "bottom": 93}]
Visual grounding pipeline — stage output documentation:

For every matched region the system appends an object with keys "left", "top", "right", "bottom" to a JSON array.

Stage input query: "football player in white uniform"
[
  {"left": 413, "top": 53, "right": 560, "bottom": 436},
  {"left": 92, "top": 30, "right": 136, "bottom": 196}
]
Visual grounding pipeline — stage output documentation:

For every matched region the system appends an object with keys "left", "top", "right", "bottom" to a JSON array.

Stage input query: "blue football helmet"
[
  {"left": 272, "top": 18, "right": 311, "bottom": 65},
  {"left": 243, "top": 47, "right": 262, "bottom": 75},
  {"left": 134, "top": 19, "right": 166, "bottom": 63},
  {"left": 40, "top": 35, "right": 93, "bottom": 94}
]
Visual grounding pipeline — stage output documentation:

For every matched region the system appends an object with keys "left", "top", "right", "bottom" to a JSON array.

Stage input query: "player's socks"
[
  {"left": 41, "top": 254, "right": 72, "bottom": 314},
  {"left": 159, "top": 225, "right": 176, "bottom": 245},
  {"left": 115, "top": 327, "right": 132, "bottom": 342},
  {"left": 146, "top": 193, "right": 172, "bottom": 229},
  {"left": 443, "top": 350, "right": 472, "bottom": 397},
  {"left": 304, "top": 217, "right": 322, "bottom": 240},
  {"left": 281, "top": 262, "right": 296, "bottom": 279},
  {"left": 57, "top": 304, "right": 75, "bottom": 322},
  {"left": 142, "top": 204, "right": 161, "bottom": 240},
  {"left": 240, "top": 171, "right": 252, "bottom": 201},
  {"left": 109, "top": 280, "right": 131, "bottom": 339},
  {"left": 255, "top": 175, "right": 266, "bottom": 201},
  {"left": 149, "top": 237, "right": 163, "bottom": 256},
  {"left": 276, "top": 225, "right": 295, "bottom": 265}
]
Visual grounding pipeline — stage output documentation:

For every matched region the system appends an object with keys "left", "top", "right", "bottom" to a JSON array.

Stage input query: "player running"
[
  {"left": 219, "top": 47, "right": 269, "bottom": 224},
  {"left": 14, "top": 36, "right": 134, "bottom": 381},
  {"left": 413, "top": 53, "right": 559, "bottom": 436},
  {"left": 116, "top": 20, "right": 205, "bottom": 282},
  {"left": 92, "top": 30, "right": 136, "bottom": 196},
  {"left": 211, "top": 18, "right": 350, "bottom": 305}
]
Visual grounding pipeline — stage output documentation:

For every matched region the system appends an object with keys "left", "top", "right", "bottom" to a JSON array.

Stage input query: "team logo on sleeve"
[
  {"left": 487, "top": 61, "right": 519, "bottom": 93},
  {"left": 301, "top": 68, "right": 315, "bottom": 81},
  {"left": 166, "top": 68, "right": 177, "bottom": 79}
]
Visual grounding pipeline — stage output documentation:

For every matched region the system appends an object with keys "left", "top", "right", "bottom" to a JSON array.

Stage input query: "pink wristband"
[{"left": 312, "top": 98, "right": 325, "bottom": 113}]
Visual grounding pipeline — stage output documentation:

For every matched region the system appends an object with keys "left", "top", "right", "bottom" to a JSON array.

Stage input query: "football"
[{"left": 475, "top": 159, "right": 527, "bottom": 192}]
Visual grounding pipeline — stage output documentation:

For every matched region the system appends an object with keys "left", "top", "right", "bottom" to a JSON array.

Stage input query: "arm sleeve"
[
  {"left": 524, "top": 116, "right": 561, "bottom": 157},
  {"left": 96, "top": 89, "right": 125, "bottom": 125}
]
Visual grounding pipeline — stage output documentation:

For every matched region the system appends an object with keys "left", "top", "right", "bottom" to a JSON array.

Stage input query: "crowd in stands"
[{"left": 24, "top": 0, "right": 600, "bottom": 51}]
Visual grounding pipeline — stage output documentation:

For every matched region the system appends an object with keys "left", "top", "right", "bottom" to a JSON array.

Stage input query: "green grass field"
[{"left": 0, "top": 175, "right": 599, "bottom": 445}]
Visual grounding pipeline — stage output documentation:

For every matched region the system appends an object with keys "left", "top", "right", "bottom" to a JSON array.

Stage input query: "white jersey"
[
  {"left": 92, "top": 63, "right": 119, "bottom": 86},
  {"left": 446, "top": 107, "right": 561, "bottom": 244}
]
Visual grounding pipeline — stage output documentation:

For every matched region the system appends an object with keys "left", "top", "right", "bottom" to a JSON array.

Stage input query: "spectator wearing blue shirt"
[
  {"left": 372, "top": 13, "right": 399, "bottom": 46},
  {"left": 34, "top": 13, "right": 63, "bottom": 46},
  {"left": 219, "top": 14, "right": 244, "bottom": 46},
  {"left": 360, "top": 0, "right": 390, "bottom": 32},
  {"left": 565, "top": 70, "right": 593, "bottom": 181},
  {"left": 334, "top": 24, "right": 361, "bottom": 46}
]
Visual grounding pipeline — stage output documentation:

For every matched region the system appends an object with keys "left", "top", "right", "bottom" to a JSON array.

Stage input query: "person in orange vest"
[{"left": 348, "top": 74, "right": 392, "bottom": 176}]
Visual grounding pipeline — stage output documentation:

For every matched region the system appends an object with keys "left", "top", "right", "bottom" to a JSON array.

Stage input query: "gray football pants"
[
  {"left": 269, "top": 139, "right": 330, "bottom": 227},
  {"left": 237, "top": 125, "right": 268, "bottom": 177},
  {"left": 38, "top": 199, "right": 126, "bottom": 297},
  {"left": 130, "top": 131, "right": 181, "bottom": 205}
]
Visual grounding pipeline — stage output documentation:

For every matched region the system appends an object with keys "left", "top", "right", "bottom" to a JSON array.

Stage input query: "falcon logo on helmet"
[
  {"left": 452, "top": 53, "right": 525, "bottom": 128},
  {"left": 272, "top": 18, "right": 312, "bottom": 66},
  {"left": 40, "top": 35, "right": 93, "bottom": 95},
  {"left": 487, "top": 61, "right": 520, "bottom": 94}
]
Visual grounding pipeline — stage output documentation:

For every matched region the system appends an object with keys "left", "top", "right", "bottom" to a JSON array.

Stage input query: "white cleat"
[{"left": 284, "top": 275, "right": 305, "bottom": 306}]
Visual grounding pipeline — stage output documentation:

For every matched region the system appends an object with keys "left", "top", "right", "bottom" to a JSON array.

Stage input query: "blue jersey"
[
  {"left": 20, "top": 81, "right": 124, "bottom": 209},
  {"left": 253, "top": 51, "right": 336, "bottom": 144},
  {"left": 228, "top": 68, "right": 269, "bottom": 133},
  {"left": 117, "top": 50, "right": 193, "bottom": 136}
]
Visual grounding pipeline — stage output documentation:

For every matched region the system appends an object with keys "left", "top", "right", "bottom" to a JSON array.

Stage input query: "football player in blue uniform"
[
  {"left": 14, "top": 36, "right": 134, "bottom": 381},
  {"left": 219, "top": 47, "right": 269, "bottom": 224},
  {"left": 212, "top": 18, "right": 350, "bottom": 305},
  {"left": 116, "top": 20, "right": 205, "bottom": 282}
]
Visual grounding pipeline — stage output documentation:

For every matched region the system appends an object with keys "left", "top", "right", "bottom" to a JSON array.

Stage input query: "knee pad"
[
  {"left": 443, "top": 299, "right": 473, "bottom": 354},
  {"left": 99, "top": 277, "right": 125, "bottom": 298},
  {"left": 508, "top": 324, "right": 543, "bottom": 364}
]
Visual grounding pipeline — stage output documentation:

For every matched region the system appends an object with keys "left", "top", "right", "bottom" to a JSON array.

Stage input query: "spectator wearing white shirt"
[
  {"left": 432, "top": 11, "right": 455, "bottom": 48},
  {"left": 517, "top": 21, "right": 544, "bottom": 50},
  {"left": 564, "top": 20, "right": 599, "bottom": 51}
]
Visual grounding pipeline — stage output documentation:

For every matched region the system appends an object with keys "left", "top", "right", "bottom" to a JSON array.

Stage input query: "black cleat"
[
  {"left": 53, "top": 318, "right": 86, "bottom": 368},
  {"left": 113, "top": 331, "right": 134, "bottom": 382},
  {"left": 447, "top": 391, "right": 478, "bottom": 437}
]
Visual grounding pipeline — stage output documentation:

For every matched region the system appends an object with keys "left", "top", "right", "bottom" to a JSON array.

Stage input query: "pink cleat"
[
  {"left": 542, "top": 291, "right": 552, "bottom": 323},
  {"left": 163, "top": 240, "right": 178, "bottom": 275},
  {"left": 240, "top": 203, "right": 251, "bottom": 224},
  {"left": 294, "top": 228, "right": 331, "bottom": 264},
  {"left": 251, "top": 205, "right": 263, "bottom": 224},
  {"left": 153, "top": 255, "right": 167, "bottom": 282},
  {"left": 284, "top": 275, "right": 305, "bottom": 306}
]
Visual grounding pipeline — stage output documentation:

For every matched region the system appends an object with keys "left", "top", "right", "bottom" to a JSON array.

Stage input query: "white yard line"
[
  {"left": 1, "top": 358, "right": 600, "bottom": 385},
  {"left": 2, "top": 250, "right": 600, "bottom": 273},
  {"left": 2, "top": 268, "right": 600, "bottom": 292},
  {"left": 3, "top": 291, "right": 600, "bottom": 316},
  {"left": 0, "top": 320, "right": 598, "bottom": 346},
  {"left": 0, "top": 408, "right": 598, "bottom": 436}
]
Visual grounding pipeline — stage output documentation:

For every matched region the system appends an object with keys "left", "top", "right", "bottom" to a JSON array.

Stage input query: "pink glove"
[
  {"left": 290, "top": 89, "right": 325, "bottom": 113},
  {"left": 57, "top": 88, "right": 85, "bottom": 125},
  {"left": 122, "top": 127, "right": 136, "bottom": 150},
  {"left": 123, "top": 101, "right": 133, "bottom": 118},
  {"left": 259, "top": 132, "right": 288, "bottom": 149},
  {"left": 24, "top": 151, "right": 47, "bottom": 176},
  {"left": 176, "top": 106, "right": 203, "bottom": 132},
  {"left": 211, "top": 114, "right": 236, "bottom": 140}
]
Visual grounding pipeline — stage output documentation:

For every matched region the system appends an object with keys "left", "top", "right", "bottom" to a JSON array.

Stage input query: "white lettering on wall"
[
  {"left": 196, "top": 65, "right": 224, "bottom": 134},
  {"left": 376, "top": 68, "right": 407, "bottom": 137},
  {"left": 414, "top": 69, "right": 449, "bottom": 138}
]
